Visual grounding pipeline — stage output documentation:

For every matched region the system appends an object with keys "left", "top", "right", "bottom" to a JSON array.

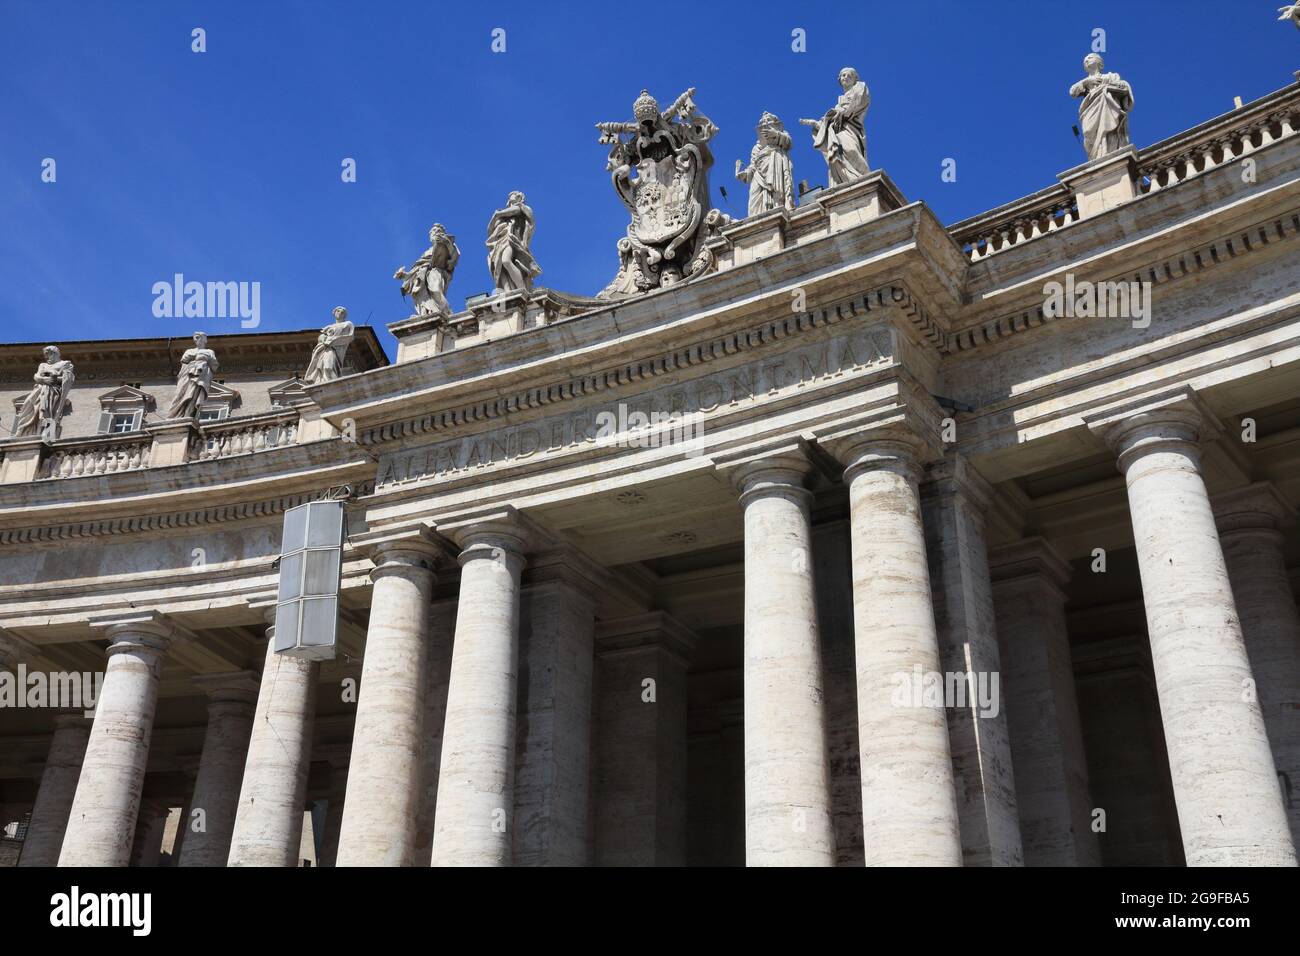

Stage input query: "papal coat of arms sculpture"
[{"left": 595, "top": 87, "right": 731, "bottom": 298}]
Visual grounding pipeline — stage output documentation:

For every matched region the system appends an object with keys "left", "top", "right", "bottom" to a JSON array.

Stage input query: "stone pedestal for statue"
[
  {"left": 0, "top": 437, "right": 49, "bottom": 483},
  {"left": 1058, "top": 145, "right": 1138, "bottom": 220},
  {"left": 148, "top": 419, "right": 202, "bottom": 467}
]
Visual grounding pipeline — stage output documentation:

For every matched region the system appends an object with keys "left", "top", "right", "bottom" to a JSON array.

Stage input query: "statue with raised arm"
[
  {"left": 736, "top": 112, "right": 795, "bottom": 216},
  {"left": 487, "top": 191, "right": 543, "bottom": 295},
  {"left": 13, "top": 346, "right": 75, "bottom": 440},
  {"left": 166, "top": 331, "right": 218, "bottom": 420},
  {"left": 1280, "top": 4, "right": 1300, "bottom": 30},
  {"left": 594, "top": 86, "right": 724, "bottom": 297},
  {"left": 1069, "top": 53, "right": 1134, "bottom": 161},
  {"left": 304, "top": 306, "right": 355, "bottom": 385},
  {"left": 395, "top": 223, "right": 461, "bottom": 317},
  {"left": 800, "top": 67, "right": 870, "bottom": 186}
]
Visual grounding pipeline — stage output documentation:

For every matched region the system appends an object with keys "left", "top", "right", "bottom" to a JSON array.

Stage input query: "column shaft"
[
  {"left": 922, "top": 458, "right": 1022, "bottom": 865},
  {"left": 1102, "top": 406, "right": 1295, "bottom": 865},
  {"left": 513, "top": 579, "right": 595, "bottom": 866},
  {"left": 593, "top": 613, "right": 695, "bottom": 866},
  {"left": 227, "top": 627, "right": 319, "bottom": 867},
  {"left": 1215, "top": 485, "right": 1300, "bottom": 849},
  {"left": 18, "top": 715, "right": 90, "bottom": 866},
  {"left": 336, "top": 543, "right": 437, "bottom": 866},
  {"left": 838, "top": 436, "right": 962, "bottom": 866},
  {"left": 178, "top": 674, "right": 257, "bottom": 867},
  {"left": 733, "top": 454, "right": 835, "bottom": 865},
  {"left": 432, "top": 525, "right": 525, "bottom": 866},
  {"left": 991, "top": 539, "right": 1100, "bottom": 866},
  {"left": 59, "top": 622, "right": 172, "bottom": 867}
]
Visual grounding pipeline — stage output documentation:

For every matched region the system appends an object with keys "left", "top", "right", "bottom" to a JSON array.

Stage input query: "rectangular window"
[
  {"left": 109, "top": 412, "right": 138, "bottom": 433},
  {"left": 197, "top": 406, "right": 226, "bottom": 423}
]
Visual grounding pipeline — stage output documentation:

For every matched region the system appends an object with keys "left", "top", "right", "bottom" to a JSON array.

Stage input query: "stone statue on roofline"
[
  {"left": 1280, "top": 4, "right": 1300, "bottom": 30},
  {"left": 736, "top": 112, "right": 795, "bottom": 216},
  {"left": 1069, "top": 53, "right": 1134, "bottom": 162},
  {"left": 800, "top": 67, "right": 870, "bottom": 187},
  {"left": 304, "top": 306, "right": 355, "bottom": 385},
  {"left": 13, "top": 345, "right": 75, "bottom": 441},
  {"left": 395, "top": 223, "right": 461, "bottom": 318},
  {"left": 166, "top": 331, "right": 218, "bottom": 420},
  {"left": 594, "top": 87, "right": 728, "bottom": 298},
  {"left": 487, "top": 191, "right": 543, "bottom": 296}
]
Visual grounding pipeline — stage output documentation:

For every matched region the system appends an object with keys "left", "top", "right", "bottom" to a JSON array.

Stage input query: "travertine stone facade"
[{"left": 3, "top": 78, "right": 1300, "bottom": 869}]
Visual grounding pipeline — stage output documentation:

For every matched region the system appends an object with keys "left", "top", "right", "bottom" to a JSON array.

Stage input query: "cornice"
[
  {"left": 359, "top": 283, "right": 942, "bottom": 447},
  {"left": 946, "top": 206, "right": 1300, "bottom": 355},
  {"left": 0, "top": 480, "right": 375, "bottom": 546}
]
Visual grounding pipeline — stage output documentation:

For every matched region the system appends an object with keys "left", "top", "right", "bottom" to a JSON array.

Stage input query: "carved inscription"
[{"left": 378, "top": 325, "right": 892, "bottom": 486}]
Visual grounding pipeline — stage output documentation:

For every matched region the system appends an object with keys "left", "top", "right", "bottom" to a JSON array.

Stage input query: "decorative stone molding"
[
  {"left": 594, "top": 611, "right": 698, "bottom": 667},
  {"left": 0, "top": 484, "right": 366, "bottom": 546},
  {"left": 1084, "top": 387, "right": 1222, "bottom": 470},
  {"left": 351, "top": 526, "right": 447, "bottom": 584},
  {"left": 947, "top": 207, "right": 1300, "bottom": 353},
  {"left": 1211, "top": 481, "right": 1297, "bottom": 533},
  {"left": 363, "top": 283, "right": 936, "bottom": 448},
  {"left": 191, "top": 670, "right": 260, "bottom": 706},
  {"left": 987, "top": 536, "right": 1073, "bottom": 590},
  {"left": 713, "top": 440, "right": 815, "bottom": 508},
  {"left": 812, "top": 386, "right": 948, "bottom": 482}
]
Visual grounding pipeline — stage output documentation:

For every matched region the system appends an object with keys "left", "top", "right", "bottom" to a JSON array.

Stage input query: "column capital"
[
  {"left": 244, "top": 594, "right": 279, "bottom": 627},
  {"left": 921, "top": 453, "right": 993, "bottom": 515},
  {"left": 988, "top": 536, "right": 1072, "bottom": 592},
  {"left": 88, "top": 610, "right": 182, "bottom": 658},
  {"left": 1211, "top": 482, "right": 1296, "bottom": 535},
  {"left": 52, "top": 713, "right": 91, "bottom": 732},
  {"left": 191, "top": 670, "right": 260, "bottom": 708},
  {"left": 713, "top": 441, "right": 814, "bottom": 506},
  {"left": 0, "top": 627, "right": 21, "bottom": 670},
  {"left": 823, "top": 424, "right": 928, "bottom": 486},
  {"left": 352, "top": 526, "right": 446, "bottom": 585},
  {"left": 594, "top": 611, "right": 698, "bottom": 668},
  {"left": 437, "top": 507, "right": 535, "bottom": 569},
  {"left": 524, "top": 545, "right": 608, "bottom": 605},
  {"left": 1084, "top": 388, "right": 1222, "bottom": 471}
]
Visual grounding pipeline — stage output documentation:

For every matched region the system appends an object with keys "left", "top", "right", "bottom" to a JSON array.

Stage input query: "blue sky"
[{"left": 3, "top": 0, "right": 1297, "bottom": 358}]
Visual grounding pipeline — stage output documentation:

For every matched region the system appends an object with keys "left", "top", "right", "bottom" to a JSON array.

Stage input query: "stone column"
[
  {"left": 18, "top": 715, "right": 91, "bottom": 867},
  {"left": 990, "top": 538, "right": 1101, "bottom": 866},
  {"left": 825, "top": 428, "right": 962, "bottom": 866},
  {"left": 0, "top": 629, "right": 17, "bottom": 671},
  {"left": 811, "top": 519, "right": 865, "bottom": 865},
  {"left": 336, "top": 532, "right": 440, "bottom": 866},
  {"left": 1214, "top": 483, "right": 1300, "bottom": 850},
  {"left": 593, "top": 612, "right": 696, "bottom": 866},
  {"left": 1091, "top": 396, "right": 1296, "bottom": 865},
  {"left": 921, "top": 455, "right": 1023, "bottom": 866},
  {"left": 725, "top": 448, "right": 835, "bottom": 866},
  {"left": 177, "top": 672, "right": 258, "bottom": 867},
  {"left": 432, "top": 515, "right": 527, "bottom": 866},
  {"left": 513, "top": 562, "right": 597, "bottom": 866},
  {"left": 317, "top": 761, "right": 349, "bottom": 868},
  {"left": 227, "top": 606, "right": 319, "bottom": 867},
  {"left": 129, "top": 799, "right": 170, "bottom": 867},
  {"left": 415, "top": 600, "right": 457, "bottom": 865},
  {"left": 59, "top": 613, "right": 176, "bottom": 867}
]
